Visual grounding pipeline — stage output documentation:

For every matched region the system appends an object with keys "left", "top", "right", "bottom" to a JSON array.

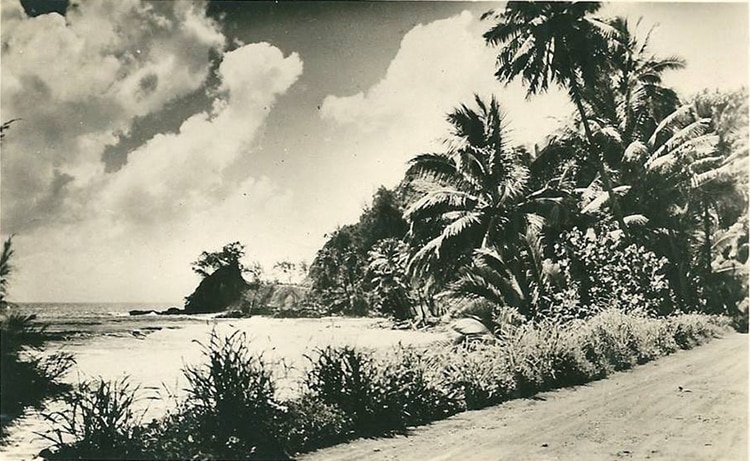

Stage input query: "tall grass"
[
  {"left": 38, "top": 377, "right": 145, "bottom": 460},
  {"left": 38, "top": 310, "right": 731, "bottom": 460},
  {"left": 144, "top": 330, "right": 289, "bottom": 460}
]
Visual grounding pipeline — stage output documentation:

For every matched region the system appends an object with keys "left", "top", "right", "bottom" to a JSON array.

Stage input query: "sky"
[{"left": 1, "top": 0, "right": 747, "bottom": 303}]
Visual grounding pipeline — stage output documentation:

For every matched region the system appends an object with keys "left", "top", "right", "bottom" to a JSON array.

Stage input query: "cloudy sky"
[{"left": 1, "top": 0, "right": 747, "bottom": 303}]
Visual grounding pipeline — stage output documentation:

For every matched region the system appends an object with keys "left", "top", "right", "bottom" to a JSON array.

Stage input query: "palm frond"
[
  {"left": 624, "top": 214, "right": 650, "bottom": 226},
  {"left": 623, "top": 141, "right": 649, "bottom": 163},
  {"left": 651, "top": 118, "right": 712, "bottom": 159},
  {"left": 0, "top": 236, "right": 15, "bottom": 305},
  {"left": 648, "top": 104, "right": 695, "bottom": 146},
  {"left": 689, "top": 163, "right": 734, "bottom": 189},
  {"left": 405, "top": 190, "right": 477, "bottom": 221},
  {"left": 581, "top": 186, "right": 631, "bottom": 214}
]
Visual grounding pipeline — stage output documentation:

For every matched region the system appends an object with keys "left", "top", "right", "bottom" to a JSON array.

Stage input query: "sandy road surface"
[{"left": 300, "top": 333, "right": 748, "bottom": 461}]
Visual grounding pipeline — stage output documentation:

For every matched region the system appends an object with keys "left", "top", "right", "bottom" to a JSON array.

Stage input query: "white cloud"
[
  {"left": 2, "top": 3, "right": 305, "bottom": 302},
  {"left": 317, "top": 11, "right": 572, "bottom": 225},
  {"left": 98, "top": 43, "right": 303, "bottom": 225},
  {"left": 1, "top": 0, "right": 225, "bottom": 233}
]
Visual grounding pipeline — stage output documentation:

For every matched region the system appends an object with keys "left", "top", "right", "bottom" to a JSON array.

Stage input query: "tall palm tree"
[
  {"left": 580, "top": 17, "right": 684, "bottom": 159},
  {"left": 607, "top": 18, "right": 684, "bottom": 145},
  {"left": 483, "top": 1, "right": 630, "bottom": 236},
  {"left": 405, "top": 96, "right": 567, "bottom": 314}
]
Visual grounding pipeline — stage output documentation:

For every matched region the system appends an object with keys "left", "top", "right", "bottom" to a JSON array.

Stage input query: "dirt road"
[{"left": 299, "top": 333, "right": 748, "bottom": 461}]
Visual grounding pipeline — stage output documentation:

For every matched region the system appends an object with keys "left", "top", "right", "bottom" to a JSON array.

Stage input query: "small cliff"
[
  {"left": 183, "top": 263, "right": 310, "bottom": 314},
  {"left": 184, "top": 263, "right": 249, "bottom": 314}
]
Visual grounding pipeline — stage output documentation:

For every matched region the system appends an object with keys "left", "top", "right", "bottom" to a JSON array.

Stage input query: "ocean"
[
  {"left": 10, "top": 302, "right": 217, "bottom": 341},
  {"left": 14, "top": 301, "right": 171, "bottom": 320}
]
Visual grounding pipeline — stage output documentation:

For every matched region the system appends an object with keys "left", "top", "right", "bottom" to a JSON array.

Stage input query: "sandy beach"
[{"left": 1, "top": 316, "right": 449, "bottom": 461}]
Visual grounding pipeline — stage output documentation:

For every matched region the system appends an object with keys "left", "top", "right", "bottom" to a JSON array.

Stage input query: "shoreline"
[{"left": 0, "top": 315, "right": 448, "bottom": 461}]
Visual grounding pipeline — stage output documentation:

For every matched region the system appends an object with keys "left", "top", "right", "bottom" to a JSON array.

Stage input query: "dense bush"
[
  {"left": 304, "top": 344, "right": 459, "bottom": 438},
  {"left": 277, "top": 395, "right": 353, "bottom": 454},
  {"left": 427, "top": 342, "right": 517, "bottom": 410},
  {"left": 555, "top": 226, "right": 676, "bottom": 317},
  {"left": 429, "top": 309, "right": 728, "bottom": 409}
]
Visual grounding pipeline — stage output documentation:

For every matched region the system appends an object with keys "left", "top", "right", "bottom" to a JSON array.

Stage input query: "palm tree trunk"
[
  {"left": 702, "top": 200, "right": 713, "bottom": 274},
  {"left": 569, "top": 79, "right": 630, "bottom": 239},
  {"left": 482, "top": 215, "right": 500, "bottom": 249}
]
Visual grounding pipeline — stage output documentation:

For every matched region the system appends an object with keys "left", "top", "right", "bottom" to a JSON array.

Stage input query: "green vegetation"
[
  {"left": 39, "top": 311, "right": 729, "bottom": 460},
  {"left": 302, "top": 2, "right": 748, "bottom": 328}
]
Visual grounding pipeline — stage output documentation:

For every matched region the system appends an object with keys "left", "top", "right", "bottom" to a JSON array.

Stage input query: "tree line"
[{"left": 305, "top": 2, "right": 748, "bottom": 328}]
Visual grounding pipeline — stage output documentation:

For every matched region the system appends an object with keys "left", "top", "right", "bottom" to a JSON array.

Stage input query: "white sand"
[{"left": 1, "top": 316, "right": 448, "bottom": 461}]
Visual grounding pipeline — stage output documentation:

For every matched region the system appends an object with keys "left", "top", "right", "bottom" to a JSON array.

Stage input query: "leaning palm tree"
[
  {"left": 405, "top": 96, "right": 567, "bottom": 315},
  {"left": 483, "top": 1, "right": 630, "bottom": 236},
  {"left": 579, "top": 16, "right": 684, "bottom": 160}
]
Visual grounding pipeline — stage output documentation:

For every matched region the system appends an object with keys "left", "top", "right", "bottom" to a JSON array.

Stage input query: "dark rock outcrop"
[
  {"left": 129, "top": 306, "right": 185, "bottom": 316},
  {"left": 184, "top": 263, "right": 250, "bottom": 314}
]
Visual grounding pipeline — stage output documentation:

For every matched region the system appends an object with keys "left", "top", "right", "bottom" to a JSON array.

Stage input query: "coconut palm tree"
[
  {"left": 606, "top": 17, "right": 684, "bottom": 146},
  {"left": 578, "top": 17, "right": 684, "bottom": 165},
  {"left": 483, "top": 1, "right": 630, "bottom": 236},
  {"left": 405, "top": 96, "right": 568, "bottom": 315}
]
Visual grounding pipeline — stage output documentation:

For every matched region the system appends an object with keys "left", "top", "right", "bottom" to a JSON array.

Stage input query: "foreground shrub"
[
  {"left": 669, "top": 313, "right": 729, "bottom": 349},
  {"left": 38, "top": 311, "right": 730, "bottom": 460},
  {"left": 304, "top": 344, "right": 459, "bottom": 438},
  {"left": 277, "top": 395, "right": 353, "bottom": 455},
  {"left": 427, "top": 342, "right": 516, "bottom": 410},
  {"left": 39, "top": 377, "right": 145, "bottom": 460},
  {"left": 168, "top": 329, "right": 288, "bottom": 460}
]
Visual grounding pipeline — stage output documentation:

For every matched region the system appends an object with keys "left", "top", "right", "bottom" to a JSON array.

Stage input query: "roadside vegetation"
[
  {"left": 38, "top": 311, "right": 730, "bottom": 460},
  {"left": 7, "top": 1, "right": 747, "bottom": 459}
]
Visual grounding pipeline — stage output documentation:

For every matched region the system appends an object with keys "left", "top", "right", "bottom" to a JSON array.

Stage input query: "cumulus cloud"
[
  {"left": 98, "top": 43, "right": 303, "bottom": 226},
  {"left": 1, "top": 0, "right": 225, "bottom": 233},
  {"left": 1, "top": 1, "right": 305, "bottom": 301},
  {"left": 317, "top": 11, "right": 571, "bottom": 222}
]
